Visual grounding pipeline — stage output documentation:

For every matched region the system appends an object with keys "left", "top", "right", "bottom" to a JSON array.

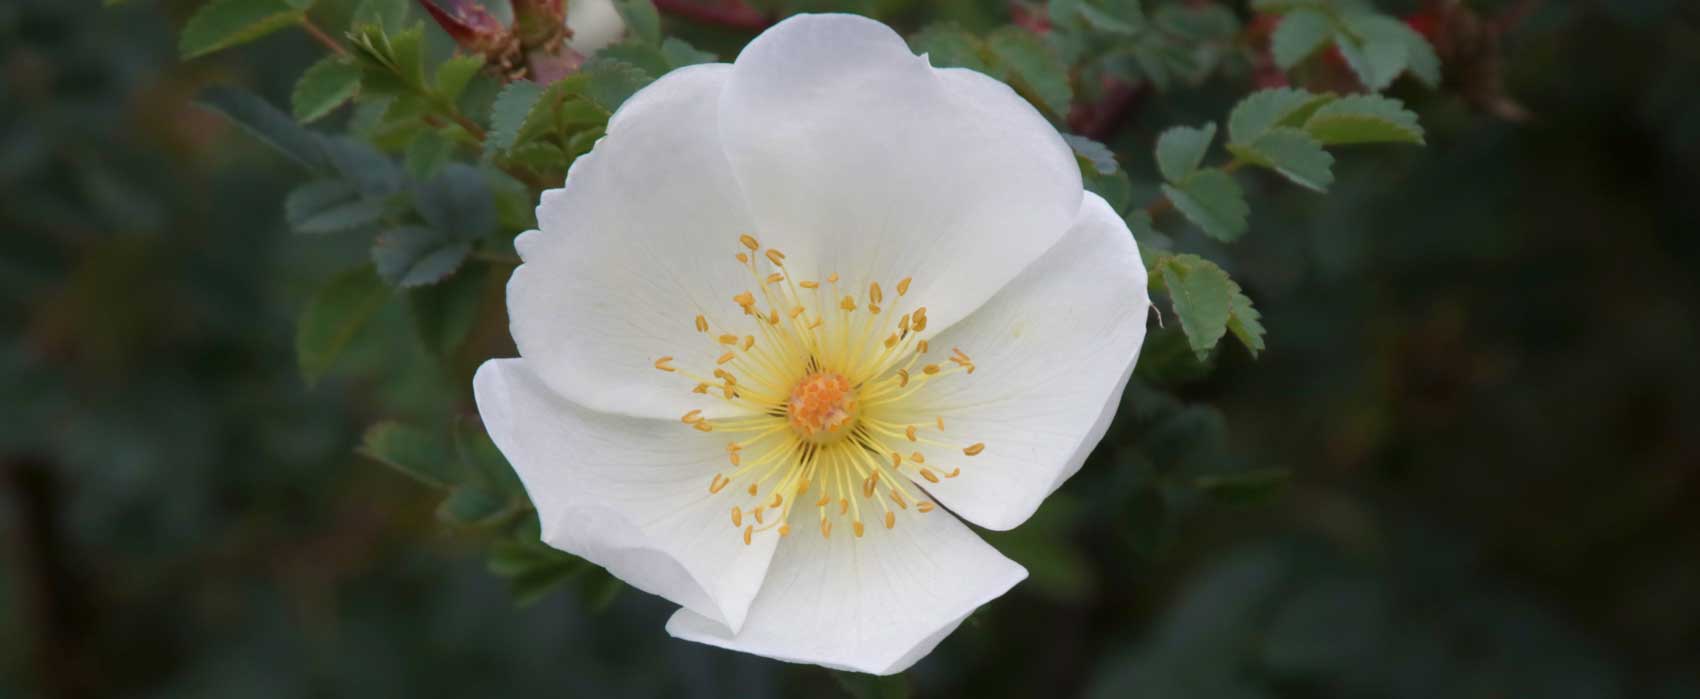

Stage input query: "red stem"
[{"left": 652, "top": 0, "right": 771, "bottom": 32}]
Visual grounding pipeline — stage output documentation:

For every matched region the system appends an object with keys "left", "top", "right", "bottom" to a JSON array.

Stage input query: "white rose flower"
[{"left": 474, "top": 13, "right": 1150, "bottom": 675}]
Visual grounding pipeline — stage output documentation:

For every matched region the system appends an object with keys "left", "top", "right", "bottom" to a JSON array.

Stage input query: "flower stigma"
[{"left": 658, "top": 235, "right": 988, "bottom": 543}]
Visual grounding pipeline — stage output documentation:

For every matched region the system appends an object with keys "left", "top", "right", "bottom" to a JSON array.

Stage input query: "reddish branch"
[{"left": 653, "top": 0, "right": 771, "bottom": 32}]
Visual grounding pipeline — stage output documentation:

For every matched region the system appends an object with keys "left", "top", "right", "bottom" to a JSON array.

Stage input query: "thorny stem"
[
  {"left": 299, "top": 16, "right": 348, "bottom": 56},
  {"left": 1143, "top": 158, "right": 1246, "bottom": 219}
]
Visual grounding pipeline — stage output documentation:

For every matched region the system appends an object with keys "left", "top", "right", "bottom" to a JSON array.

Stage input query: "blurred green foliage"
[{"left": 4, "top": 0, "right": 1699, "bottom": 697}]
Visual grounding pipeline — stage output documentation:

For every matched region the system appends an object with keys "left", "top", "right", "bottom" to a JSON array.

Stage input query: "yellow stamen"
[
  {"left": 964, "top": 443, "right": 985, "bottom": 456},
  {"left": 653, "top": 356, "right": 676, "bottom": 372}
]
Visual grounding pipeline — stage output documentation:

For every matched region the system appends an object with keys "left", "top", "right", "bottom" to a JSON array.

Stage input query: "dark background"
[{"left": 4, "top": 0, "right": 1698, "bottom": 696}]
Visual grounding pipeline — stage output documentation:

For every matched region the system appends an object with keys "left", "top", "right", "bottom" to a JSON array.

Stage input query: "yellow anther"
[
  {"left": 923, "top": 364, "right": 940, "bottom": 375},
  {"left": 770, "top": 492, "right": 782, "bottom": 508},
  {"left": 899, "top": 314, "right": 911, "bottom": 333},
  {"left": 729, "top": 451, "right": 741, "bottom": 466},
  {"left": 964, "top": 443, "right": 985, "bottom": 456},
  {"left": 764, "top": 249, "right": 785, "bottom": 266},
  {"left": 743, "top": 525, "right": 753, "bottom": 545},
  {"left": 839, "top": 296, "right": 856, "bottom": 311},
  {"left": 747, "top": 483, "right": 759, "bottom": 496},
  {"left": 789, "top": 305, "right": 806, "bottom": 318},
  {"left": 779, "top": 523, "right": 791, "bottom": 537},
  {"left": 944, "top": 467, "right": 960, "bottom": 478},
  {"left": 710, "top": 371, "right": 731, "bottom": 386},
  {"left": 731, "top": 506, "right": 742, "bottom": 526},
  {"left": 766, "top": 272, "right": 784, "bottom": 284},
  {"left": 800, "top": 281, "right": 819, "bottom": 289},
  {"left": 739, "top": 234, "right": 759, "bottom": 250},
  {"left": 767, "top": 308, "right": 779, "bottom": 325},
  {"left": 692, "top": 383, "right": 710, "bottom": 394},
  {"left": 827, "top": 273, "right": 839, "bottom": 283},
  {"left": 736, "top": 252, "right": 749, "bottom": 264},
  {"left": 797, "top": 479, "right": 811, "bottom": 495},
  {"left": 920, "top": 468, "right": 940, "bottom": 483},
  {"left": 808, "top": 318, "right": 823, "bottom": 329},
  {"left": 890, "top": 452, "right": 902, "bottom": 467},
  {"left": 897, "top": 369, "right": 910, "bottom": 387},
  {"left": 821, "top": 519, "right": 832, "bottom": 539},
  {"left": 733, "top": 291, "right": 755, "bottom": 308},
  {"left": 897, "top": 277, "right": 912, "bottom": 295},
  {"left": 838, "top": 498, "right": 849, "bottom": 515},
  {"left": 693, "top": 422, "right": 713, "bottom": 432},
  {"left": 905, "top": 425, "right": 918, "bottom": 441},
  {"left": 815, "top": 494, "right": 831, "bottom": 507},
  {"left": 918, "top": 340, "right": 930, "bottom": 353},
  {"left": 717, "top": 352, "right": 736, "bottom": 365},
  {"left": 869, "top": 282, "right": 883, "bottom": 304},
  {"left": 753, "top": 507, "right": 765, "bottom": 524},
  {"left": 718, "top": 334, "right": 738, "bottom": 345},
  {"left": 653, "top": 356, "right": 676, "bottom": 372},
  {"left": 695, "top": 315, "right": 708, "bottom": 332},
  {"left": 937, "top": 416, "right": 945, "bottom": 430},
  {"left": 680, "top": 409, "right": 702, "bottom": 423},
  {"left": 884, "top": 511, "right": 896, "bottom": 529},
  {"left": 890, "top": 489, "right": 908, "bottom": 509},
  {"left": 868, "top": 303, "right": 881, "bottom": 314},
  {"left": 884, "top": 333, "right": 898, "bottom": 348},
  {"left": 862, "top": 476, "right": 876, "bottom": 498},
  {"left": 709, "top": 474, "right": 730, "bottom": 494},
  {"left": 742, "top": 335, "right": 755, "bottom": 351},
  {"left": 918, "top": 500, "right": 936, "bottom": 513},
  {"left": 911, "top": 452, "right": 925, "bottom": 463},
  {"left": 853, "top": 521, "right": 865, "bottom": 538}
]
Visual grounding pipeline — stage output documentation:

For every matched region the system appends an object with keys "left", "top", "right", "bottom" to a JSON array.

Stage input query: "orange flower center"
[{"left": 787, "top": 372, "right": 859, "bottom": 443}]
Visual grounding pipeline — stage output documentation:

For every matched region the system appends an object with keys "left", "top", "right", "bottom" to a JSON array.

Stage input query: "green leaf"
[
  {"left": 581, "top": 59, "right": 654, "bottom": 112},
  {"left": 1226, "top": 278, "right": 1266, "bottom": 356},
  {"left": 1227, "top": 88, "right": 1334, "bottom": 146},
  {"left": 348, "top": 21, "right": 427, "bottom": 93},
  {"left": 178, "top": 0, "right": 309, "bottom": 59},
  {"left": 321, "top": 136, "right": 403, "bottom": 196},
  {"left": 1193, "top": 467, "right": 1290, "bottom": 503},
  {"left": 1063, "top": 133, "right": 1118, "bottom": 175},
  {"left": 659, "top": 37, "right": 717, "bottom": 67},
  {"left": 1333, "top": 26, "right": 1407, "bottom": 92},
  {"left": 832, "top": 671, "right": 910, "bottom": 699},
  {"left": 1155, "top": 122, "right": 1216, "bottom": 184},
  {"left": 1071, "top": 2, "right": 1143, "bottom": 35},
  {"left": 1270, "top": 9, "right": 1332, "bottom": 70},
  {"left": 985, "top": 26, "right": 1073, "bottom": 117},
  {"left": 1162, "top": 169, "right": 1248, "bottom": 242},
  {"left": 436, "top": 486, "right": 518, "bottom": 527},
  {"left": 1154, "top": 254, "right": 1233, "bottom": 359},
  {"left": 413, "top": 163, "right": 495, "bottom": 240},
  {"left": 292, "top": 56, "right": 362, "bottom": 123},
  {"left": 408, "top": 263, "right": 484, "bottom": 356},
  {"left": 434, "top": 54, "right": 487, "bottom": 103},
  {"left": 403, "top": 128, "right": 456, "bottom": 180},
  {"left": 1227, "top": 127, "right": 1335, "bottom": 192},
  {"left": 909, "top": 23, "right": 995, "bottom": 74},
  {"left": 611, "top": 0, "right": 661, "bottom": 44},
  {"left": 1302, "top": 94, "right": 1424, "bottom": 145},
  {"left": 284, "top": 180, "right": 386, "bottom": 234},
  {"left": 198, "top": 86, "right": 328, "bottom": 171},
  {"left": 358, "top": 420, "right": 462, "bottom": 488},
  {"left": 296, "top": 265, "right": 388, "bottom": 384},
  {"left": 484, "top": 81, "right": 544, "bottom": 156},
  {"left": 372, "top": 225, "right": 470, "bottom": 287},
  {"left": 1347, "top": 13, "right": 1440, "bottom": 88}
]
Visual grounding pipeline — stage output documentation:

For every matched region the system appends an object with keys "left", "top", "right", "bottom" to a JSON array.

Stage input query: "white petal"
[
  {"left": 717, "top": 14, "right": 1083, "bottom": 332},
  {"left": 665, "top": 509, "right": 1025, "bottom": 675},
  {"left": 473, "top": 359, "right": 779, "bottom": 631},
  {"left": 566, "top": 0, "right": 625, "bottom": 54},
  {"left": 508, "top": 64, "right": 762, "bottom": 420},
  {"left": 879, "top": 193, "right": 1150, "bottom": 531}
]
